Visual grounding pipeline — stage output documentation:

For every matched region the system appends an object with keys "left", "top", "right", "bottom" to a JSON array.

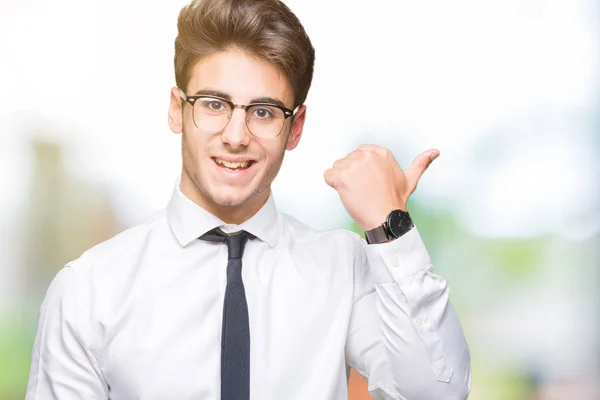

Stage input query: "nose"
[{"left": 220, "top": 108, "right": 251, "bottom": 149}]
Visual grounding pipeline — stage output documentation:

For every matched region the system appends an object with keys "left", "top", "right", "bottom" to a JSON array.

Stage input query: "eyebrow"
[
  {"left": 192, "top": 88, "right": 289, "bottom": 109},
  {"left": 251, "top": 97, "right": 288, "bottom": 109}
]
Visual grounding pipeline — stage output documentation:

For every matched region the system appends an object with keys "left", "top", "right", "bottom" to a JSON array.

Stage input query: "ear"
[
  {"left": 285, "top": 105, "right": 307, "bottom": 151},
  {"left": 168, "top": 87, "right": 183, "bottom": 134}
]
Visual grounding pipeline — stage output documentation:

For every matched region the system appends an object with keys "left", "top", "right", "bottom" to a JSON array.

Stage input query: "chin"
[
  {"left": 188, "top": 168, "right": 271, "bottom": 211},
  {"left": 211, "top": 194, "right": 248, "bottom": 207},
  {"left": 208, "top": 187, "right": 260, "bottom": 208}
]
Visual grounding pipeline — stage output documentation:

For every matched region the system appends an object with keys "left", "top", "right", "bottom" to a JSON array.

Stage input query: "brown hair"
[{"left": 174, "top": 0, "right": 315, "bottom": 107}]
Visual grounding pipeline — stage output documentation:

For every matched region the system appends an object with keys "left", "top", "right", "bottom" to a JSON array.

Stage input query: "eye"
[
  {"left": 198, "top": 98, "right": 229, "bottom": 114},
  {"left": 207, "top": 101, "right": 224, "bottom": 111},
  {"left": 251, "top": 106, "right": 277, "bottom": 120}
]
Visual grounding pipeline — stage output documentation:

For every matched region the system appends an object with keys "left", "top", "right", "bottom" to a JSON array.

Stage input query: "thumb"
[{"left": 404, "top": 149, "right": 439, "bottom": 191}]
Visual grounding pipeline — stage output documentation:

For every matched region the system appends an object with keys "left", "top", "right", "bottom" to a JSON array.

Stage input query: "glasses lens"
[
  {"left": 193, "top": 97, "right": 232, "bottom": 132},
  {"left": 246, "top": 105, "right": 286, "bottom": 138}
]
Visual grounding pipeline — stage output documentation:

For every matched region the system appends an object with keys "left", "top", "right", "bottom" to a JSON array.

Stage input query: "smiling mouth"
[{"left": 213, "top": 157, "right": 255, "bottom": 171}]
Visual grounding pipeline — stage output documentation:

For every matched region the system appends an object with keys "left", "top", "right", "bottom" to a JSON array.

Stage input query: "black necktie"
[{"left": 200, "top": 228, "right": 254, "bottom": 400}]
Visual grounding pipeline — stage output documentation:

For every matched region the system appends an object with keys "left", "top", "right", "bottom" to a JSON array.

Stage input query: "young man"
[{"left": 26, "top": 0, "right": 471, "bottom": 399}]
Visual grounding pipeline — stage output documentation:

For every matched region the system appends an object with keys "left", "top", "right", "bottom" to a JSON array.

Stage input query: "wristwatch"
[{"left": 364, "top": 209, "right": 414, "bottom": 244}]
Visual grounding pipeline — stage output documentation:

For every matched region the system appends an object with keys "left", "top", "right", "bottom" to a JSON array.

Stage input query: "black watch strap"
[{"left": 365, "top": 224, "right": 391, "bottom": 244}]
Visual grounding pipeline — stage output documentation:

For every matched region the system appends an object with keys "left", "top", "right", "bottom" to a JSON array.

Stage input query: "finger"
[
  {"left": 324, "top": 168, "right": 337, "bottom": 189},
  {"left": 332, "top": 158, "right": 348, "bottom": 170},
  {"left": 404, "top": 149, "right": 439, "bottom": 187},
  {"left": 348, "top": 148, "right": 380, "bottom": 165},
  {"left": 357, "top": 144, "right": 388, "bottom": 158},
  {"left": 344, "top": 148, "right": 366, "bottom": 161},
  {"left": 357, "top": 144, "right": 380, "bottom": 152}
]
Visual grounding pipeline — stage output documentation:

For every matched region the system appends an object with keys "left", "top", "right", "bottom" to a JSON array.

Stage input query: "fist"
[{"left": 324, "top": 145, "right": 439, "bottom": 231}]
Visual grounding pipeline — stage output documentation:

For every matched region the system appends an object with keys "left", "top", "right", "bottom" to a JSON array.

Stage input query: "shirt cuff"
[{"left": 363, "top": 226, "right": 431, "bottom": 282}]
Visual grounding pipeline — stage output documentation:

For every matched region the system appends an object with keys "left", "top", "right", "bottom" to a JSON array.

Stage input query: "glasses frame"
[{"left": 179, "top": 89, "right": 299, "bottom": 139}]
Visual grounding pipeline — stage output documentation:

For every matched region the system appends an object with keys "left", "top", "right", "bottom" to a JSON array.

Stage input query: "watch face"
[{"left": 387, "top": 210, "right": 414, "bottom": 238}]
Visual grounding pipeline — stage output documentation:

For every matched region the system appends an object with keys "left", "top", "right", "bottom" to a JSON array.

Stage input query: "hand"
[{"left": 324, "top": 145, "right": 439, "bottom": 231}]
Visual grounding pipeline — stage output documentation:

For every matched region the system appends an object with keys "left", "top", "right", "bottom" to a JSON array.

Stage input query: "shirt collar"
[{"left": 166, "top": 176, "right": 280, "bottom": 248}]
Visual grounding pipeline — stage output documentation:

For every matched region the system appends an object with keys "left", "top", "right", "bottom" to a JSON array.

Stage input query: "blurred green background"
[{"left": 1, "top": 0, "right": 598, "bottom": 399}]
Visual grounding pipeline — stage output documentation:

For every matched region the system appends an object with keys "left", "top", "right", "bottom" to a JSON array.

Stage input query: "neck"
[{"left": 180, "top": 171, "right": 269, "bottom": 225}]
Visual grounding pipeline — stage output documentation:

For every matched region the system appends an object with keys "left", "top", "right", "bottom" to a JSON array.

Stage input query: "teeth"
[{"left": 215, "top": 158, "right": 250, "bottom": 169}]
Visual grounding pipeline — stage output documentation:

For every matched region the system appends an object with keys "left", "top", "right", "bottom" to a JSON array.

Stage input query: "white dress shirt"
[{"left": 26, "top": 179, "right": 471, "bottom": 400}]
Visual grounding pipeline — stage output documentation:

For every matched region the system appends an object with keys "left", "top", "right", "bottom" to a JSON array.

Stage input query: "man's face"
[{"left": 168, "top": 48, "right": 306, "bottom": 219}]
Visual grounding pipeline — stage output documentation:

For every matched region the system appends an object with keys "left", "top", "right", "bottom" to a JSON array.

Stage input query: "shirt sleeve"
[
  {"left": 26, "top": 265, "right": 109, "bottom": 400},
  {"left": 344, "top": 227, "right": 472, "bottom": 400}
]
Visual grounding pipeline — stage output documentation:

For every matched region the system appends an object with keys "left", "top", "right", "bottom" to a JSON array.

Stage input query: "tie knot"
[
  {"left": 225, "top": 232, "right": 251, "bottom": 260},
  {"left": 199, "top": 228, "right": 254, "bottom": 260}
]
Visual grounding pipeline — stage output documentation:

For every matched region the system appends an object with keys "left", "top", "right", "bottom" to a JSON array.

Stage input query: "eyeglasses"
[{"left": 179, "top": 89, "right": 299, "bottom": 139}]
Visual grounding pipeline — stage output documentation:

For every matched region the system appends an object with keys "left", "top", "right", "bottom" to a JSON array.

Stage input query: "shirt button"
[
  {"left": 388, "top": 254, "right": 400, "bottom": 268},
  {"left": 415, "top": 316, "right": 427, "bottom": 327}
]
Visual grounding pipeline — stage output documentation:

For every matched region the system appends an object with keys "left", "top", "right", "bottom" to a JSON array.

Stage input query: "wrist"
[
  {"left": 364, "top": 208, "right": 413, "bottom": 244},
  {"left": 359, "top": 203, "right": 407, "bottom": 232}
]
